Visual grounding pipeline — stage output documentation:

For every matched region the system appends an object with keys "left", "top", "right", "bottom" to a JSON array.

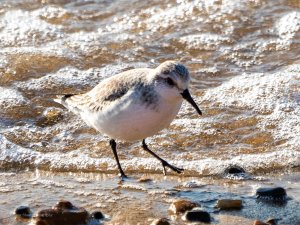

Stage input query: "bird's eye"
[
  {"left": 166, "top": 77, "right": 175, "bottom": 86},
  {"left": 163, "top": 70, "right": 170, "bottom": 75}
]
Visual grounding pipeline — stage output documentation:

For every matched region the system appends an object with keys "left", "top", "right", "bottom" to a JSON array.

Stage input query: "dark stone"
[
  {"left": 91, "top": 211, "right": 104, "bottom": 220},
  {"left": 224, "top": 165, "right": 245, "bottom": 174},
  {"left": 15, "top": 206, "right": 32, "bottom": 218},
  {"left": 36, "top": 221, "right": 48, "bottom": 225},
  {"left": 184, "top": 210, "right": 211, "bottom": 223},
  {"left": 36, "top": 201, "right": 89, "bottom": 225},
  {"left": 265, "top": 218, "right": 278, "bottom": 225},
  {"left": 256, "top": 187, "right": 287, "bottom": 200}
]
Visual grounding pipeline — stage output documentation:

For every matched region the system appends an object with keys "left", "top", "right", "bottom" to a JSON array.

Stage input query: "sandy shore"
[{"left": 0, "top": 170, "right": 299, "bottom": 225}]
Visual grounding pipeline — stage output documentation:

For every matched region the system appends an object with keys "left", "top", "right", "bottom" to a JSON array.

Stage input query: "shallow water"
[
  {"left": 0, "top": 171, "right": 299, "bottom": 225},
  {"left": 0, "top": 0, "right": 299, "bottom": 224}
]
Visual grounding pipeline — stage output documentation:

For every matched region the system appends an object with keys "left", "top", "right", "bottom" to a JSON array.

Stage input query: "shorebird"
[{"left": 55, "top": 61, "right": 202, "bottom": 178}]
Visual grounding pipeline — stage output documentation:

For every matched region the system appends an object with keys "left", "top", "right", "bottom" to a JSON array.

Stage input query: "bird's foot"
[
  {"left": 118, "top": 172, "right": 128, "bottom": 181},
  {"left": 161, "top": 160, "right": 184, "bottom": 175}
]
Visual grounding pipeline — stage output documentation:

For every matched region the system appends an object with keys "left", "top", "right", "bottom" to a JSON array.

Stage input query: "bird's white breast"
[{"left": 82, "top": 95, "right": 182, "bottom": 142}]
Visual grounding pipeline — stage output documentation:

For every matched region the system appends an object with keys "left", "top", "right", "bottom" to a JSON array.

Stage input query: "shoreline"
[{"left": 0, "top": 170, "right": 299, "bottom": 225}]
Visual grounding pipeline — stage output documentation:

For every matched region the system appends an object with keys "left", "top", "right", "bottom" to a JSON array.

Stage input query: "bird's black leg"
[
  {"left": 142, "top": 139, "right": 184, "bottom": 175},
  {"left": 109, "top": 139, "right": 127, "bottom": 179}
]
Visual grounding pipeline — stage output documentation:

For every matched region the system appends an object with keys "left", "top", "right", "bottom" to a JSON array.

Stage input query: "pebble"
[
  {"left": 265, "top": 218, "right": 278, "bottom": 225},
  {"left": 253, "top": 218, "right": 278, "bottom": 225},
  {"left": 138, "top": 177, "right": 152, "bottom": 183},
  {"left": 224, "top": 165, "right": 245, "bottom": 174},
  {"left": 15, "top": 206, "right": 32, "bottom": 219},
  {"left": 253, "top": 220, "right": 269, "bottom": 225},
  {"left": 36, "top": 200, "right": 89, "bottom": 225},
  {"left": 183, "top": 210, "right": 211, "bottom": 223},
  {"left": 215, "top": 199, "right": 242, "bottom": 210},
  {"left": 256, "top": 187, "right": 287, "bottom": 200},
  {"left": 169, "top": 199, "right": 200, "bottom": 214},
  {"left": 151, "top": 218, "right": 170, "bottom": 225},
  {"left": 54, "top": 200, "right": 74, "bottom": 210},
  {"left": 91, "top": 211, "right": 104, "bottom": 220}
]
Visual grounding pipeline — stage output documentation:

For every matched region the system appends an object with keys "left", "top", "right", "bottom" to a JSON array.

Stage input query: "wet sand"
[{"left": 0, "top": 170, "right": 299, "bottom": 225}]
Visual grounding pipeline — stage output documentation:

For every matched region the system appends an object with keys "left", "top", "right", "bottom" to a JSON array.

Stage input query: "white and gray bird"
[{"left": 55, "top": 61, "right": 202, "bottom": 178}]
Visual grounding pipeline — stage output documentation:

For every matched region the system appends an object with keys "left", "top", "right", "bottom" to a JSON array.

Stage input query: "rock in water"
[
  {"left": 216, "top": 199, "right": 243, "bottom": 210},
  {"left": 15, "top": 206, "right": 32, "bottom": 219},
  {"left": 91, "top": 211, "right": 104, "bottom": 220},
  {"left": 253, "top": 220, "right": 269, "bottom": 225},
  {"left": 36, "top": 200, "right": 89, "bottom": 225},
  {"left": 256, "top": 187, "right": 287, "bottom": 201},
  {"left": 265, "top": 218, "right": 278, "bottom": 225},
  {"left": 168, "top": 199, "right": 200, "bottom": 214},
  {"left": 183, "top": 210, "right": 211, "bottom": 223},
  {"left": 54, "top": 200, "right": 74, "bottom": 210},
  {"left": 224, "top": 165, "right": 246, "bottom": 174}
]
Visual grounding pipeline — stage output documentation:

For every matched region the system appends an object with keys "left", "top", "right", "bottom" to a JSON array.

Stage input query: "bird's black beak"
[{"left": 180, "top": 89, "right": 202, "bottom": 115}]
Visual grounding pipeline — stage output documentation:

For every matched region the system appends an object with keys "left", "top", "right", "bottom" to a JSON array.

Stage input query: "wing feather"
[{"left": 60, "top": 68, "right": 150, "bottom": 113}]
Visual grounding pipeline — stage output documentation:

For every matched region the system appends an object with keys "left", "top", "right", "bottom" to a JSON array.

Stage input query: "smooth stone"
[
  {"left": 256, "top": 187, "right": 287, "bottom": 200},
  {"left": 36, "top": 201, "right": 89, "bottom": 225},
  {"left": 54, "top": 200, "right": 74, "bottom": 210},
  {"left": 151, "top": 218, "right": 170, "bottom": 225},
  {"left": 224, "top": 165, "right": 245, "bottom": 174},
  {"left": 15, "top": 206, "right": 32, "bottom": 218},
  {"left": 138, "top": 177, "right": 152, "bottom": 183},
  {"left": 265, "top": 218, "right": 278, "bottom": 225},
  {"left": 91, "top": 211, "right": 104, "bottom": 220},
  {"left": 253, "top": 218, "right": 279, "bottom": 225},
  {"left": 36, "top": 221, "right": 48, "bottom": 225},
  {"left": 169, "top": 199, "right": 200, "bottom": 214},
  {"left": 253, "top": 220, "right": 269, "bottom": 225},
  {"left": 183, "top": 210, "right": 211, "bottom": 223},
  {"left": 216, "top": 199, "right": 242, "bottom": 210}
]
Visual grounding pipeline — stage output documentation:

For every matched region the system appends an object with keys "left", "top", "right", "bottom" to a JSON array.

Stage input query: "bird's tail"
[{"left": 53, "top": 94, "right": 75, "bottom": 108}]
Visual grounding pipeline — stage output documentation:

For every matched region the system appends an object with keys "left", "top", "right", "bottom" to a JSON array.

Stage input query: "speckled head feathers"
[
  {"left": 156, "top": 61, "right": 190, "bottom": 81},
  {"left": 155, "top": 61, "right": 190, "bottom": 90}
]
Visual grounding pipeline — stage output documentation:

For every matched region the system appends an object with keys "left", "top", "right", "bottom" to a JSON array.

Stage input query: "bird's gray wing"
[{"left": 59, "top": 68, "right": 150, "bottom": 113}]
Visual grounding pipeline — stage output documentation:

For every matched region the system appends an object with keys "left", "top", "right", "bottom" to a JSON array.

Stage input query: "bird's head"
[{"left": 153, "top": 60, "right": 202, "bottom": 115}]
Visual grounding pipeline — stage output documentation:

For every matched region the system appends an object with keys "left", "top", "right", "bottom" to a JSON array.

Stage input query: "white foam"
[
  {"left": 1, "top": 133, "right": 298, "bottom": 175},
  {"left": 0, "top": 87, "right": 30, "bottom": 114},
  {"left": 0, "top": 10, "right": 63, "bottom": 46},
  {"left": 17, "top": 64, "right": 130, "bottom": 92},
  {"left": 202, "top": 64, "right": 300, "bottom": 152},
  {"left": 179, "top": 34, "right": 231, "bottom": 50},
  {"left": 276, "top": 11, "right": 300, "bottom": 41}
]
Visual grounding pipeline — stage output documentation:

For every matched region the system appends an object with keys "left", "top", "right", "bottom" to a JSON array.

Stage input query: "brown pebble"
[
  {"left": 54, "top": 200, "right": 74, "bottom": 210},
  {"left": 169, "top": 199, "right": 200, "bottom": 214},
  {"left": 138, "top": 177, "right": 152, "bottom": 183},
  {"left": 253, "top": 220, "right": 269, "bottom": 225},
  {"left": 36, "top": 201, "right": 88, "bottom": 225},
  {"left": 35, "top": 221, "right": 48, "bottom": 225},
  {"left": 216, "top": 199, "right": 242, "bottom": 210},
  {"left": 151, "top": 218, "right": 170, "bottom": 225}
]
